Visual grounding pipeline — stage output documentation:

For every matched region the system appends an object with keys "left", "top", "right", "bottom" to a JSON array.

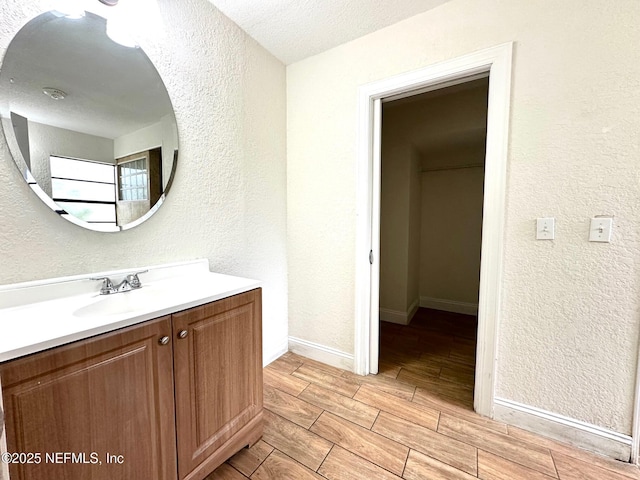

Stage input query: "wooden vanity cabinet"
[
  {"left": 0, "top": 288, "right": 263, "bottom": 480},
  {"left": 173, "top": 289, "right": 263, "bottom": 480},
  {"left": 0, "top": 316, "right": 177, "bottom": 480}
]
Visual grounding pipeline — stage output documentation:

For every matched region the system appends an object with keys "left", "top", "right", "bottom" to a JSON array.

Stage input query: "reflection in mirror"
[{"left": 0, "top": 10, "right": 178, "bottom": 232}]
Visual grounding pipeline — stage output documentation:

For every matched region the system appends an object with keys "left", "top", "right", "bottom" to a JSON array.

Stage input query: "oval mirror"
[{"left": 0, "top": 9, "right": 178, "bottom": 232}]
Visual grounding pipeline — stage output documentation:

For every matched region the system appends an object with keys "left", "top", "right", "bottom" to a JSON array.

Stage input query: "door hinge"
[{"left": 369, "top": 250, "right": 374, "bottom": 265}]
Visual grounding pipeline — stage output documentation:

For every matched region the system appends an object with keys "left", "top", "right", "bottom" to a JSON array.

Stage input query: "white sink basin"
[{"left": 73, "top": 287, "right": 170, "bottom": 318}]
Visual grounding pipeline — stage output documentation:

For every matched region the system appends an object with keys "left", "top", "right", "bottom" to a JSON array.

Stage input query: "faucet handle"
[
  {"left": 90, "top": 277, "right": 115, "bottom": 295},
  {"left": 126, "top": 270, "right": 148, "bottom": 289}
]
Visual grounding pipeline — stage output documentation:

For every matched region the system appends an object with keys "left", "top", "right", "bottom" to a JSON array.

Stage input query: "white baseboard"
[
  {"left": 420, "top": 296, "right": 478, "bottom": 316},
  {"left": 263, "top": 338, "right": 289, "bottom": 367},
  {"left": 494, "top": 398, "right": 632, "bottom": 461},
  {"left": 379, "top": 308, "right": 408, "bottom": 325},
  {"left": 380, "top": 298, "right": 420, "bottom": 325},
  {"left": 288, "top": 336, "right": 354, "bottom": 371}
]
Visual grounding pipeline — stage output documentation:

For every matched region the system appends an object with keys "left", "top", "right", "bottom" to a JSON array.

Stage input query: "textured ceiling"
[{"left": 209, "top": 0, "right": 452, "bottom": 64}]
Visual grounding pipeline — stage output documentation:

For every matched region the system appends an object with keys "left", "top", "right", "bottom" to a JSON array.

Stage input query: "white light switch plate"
[
  {"left": 536, "top": 218, "right": 555, "bottom": 240},
  {"left": 589, "top": 217, "right": 613, "bottom": 242}
]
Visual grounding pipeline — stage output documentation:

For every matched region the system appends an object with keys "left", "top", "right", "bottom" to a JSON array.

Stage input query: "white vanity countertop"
[{"left": 0, "top": 260, "right": 261, "bottom": 362}]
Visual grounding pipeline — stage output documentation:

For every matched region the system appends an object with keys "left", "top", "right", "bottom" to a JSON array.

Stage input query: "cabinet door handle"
[
  {"left": 178, "top": 330, "right": 188, "bottom": 339},
  {"left": 158, "top": 336, "right": 170, "bottom": 346}
]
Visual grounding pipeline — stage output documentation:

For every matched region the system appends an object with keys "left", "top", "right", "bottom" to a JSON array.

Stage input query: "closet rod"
[{"left": 421, "top": 164, "right": 484, "bottom": 173}]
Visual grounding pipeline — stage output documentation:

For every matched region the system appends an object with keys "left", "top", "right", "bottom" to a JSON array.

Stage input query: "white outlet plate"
[
  {"left": 589, "top": 217, "right": 612, "bottom": 242},
  {"left": 536, "top": 218, "right": 555, "bottom": 240}
]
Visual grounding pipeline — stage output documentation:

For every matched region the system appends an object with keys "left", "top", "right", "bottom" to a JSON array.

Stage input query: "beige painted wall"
[
  {"left": 420, "top": 165, "right": 484, "bottom": 304},
  {"left": 0, "top": 0, "right": 288, "bottom": 364},
  {"left": 379, "top": 136, "right": 421, "bottom": 316},
  {"left": 407, "top": 149, "right": 421, "bottom": 310},
  {"left": 379, "top": 138, "right": 421, "bottom": 314},
  {"left": 379, "top": 140, "right": 409, "bottom": 313},
  {"left": 287, "top": 0, "right": 640, "bottom": 434},
  {"left": 114, "top": 122, "right": 163, "bottom": 158}
]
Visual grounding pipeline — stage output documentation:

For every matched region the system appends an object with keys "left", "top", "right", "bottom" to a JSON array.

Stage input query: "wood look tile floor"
[{"left": 208, "top": 308, "right": 640, "bottom": 480}]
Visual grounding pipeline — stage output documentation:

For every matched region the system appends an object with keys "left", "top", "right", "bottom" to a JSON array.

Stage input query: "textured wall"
[
  {"left": 0, "top": 0, "right": 288, "bottom": 364},
  {"left": 287, "top": 0, "right": 640, "bottom": 434}
]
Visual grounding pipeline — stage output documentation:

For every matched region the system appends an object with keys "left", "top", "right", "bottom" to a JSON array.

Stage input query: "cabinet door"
[
  {"left": 173, "top": 289, "right": 263, "bottom": 480},
  {"left": 0, "top": 317, "right": 177, "bottom": 480}
]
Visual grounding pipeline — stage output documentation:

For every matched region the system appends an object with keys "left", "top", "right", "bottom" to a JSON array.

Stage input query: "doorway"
[
  {"left": 379, "top": 77, "right": 489, "bottom": 409},
  {"left": 354, "top": 43, "right": 513, "bottom": 417}
]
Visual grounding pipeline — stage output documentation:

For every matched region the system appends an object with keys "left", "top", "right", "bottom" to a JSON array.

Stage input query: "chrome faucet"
[{"left": 91, "top": 270, "right": 148, "bottom": 295}]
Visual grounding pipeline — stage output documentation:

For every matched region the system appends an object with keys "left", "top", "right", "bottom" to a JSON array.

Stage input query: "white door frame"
[{"left": 354, "top": 43, "right": 513, "bottom": 417}]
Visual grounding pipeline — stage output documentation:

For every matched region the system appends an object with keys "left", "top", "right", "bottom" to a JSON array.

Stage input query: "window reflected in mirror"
[
  {"left": 116, "top": 147, "right": 163, "bottom": 226},
  {"left": 45, "top": 147, "right": 166, "bottom": 228},
  {"left": 119, "top": 158, "right": 148, "bottom": 201},
  {"left": 50, "top": 156, "right": 117, "bottom": 227}
]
